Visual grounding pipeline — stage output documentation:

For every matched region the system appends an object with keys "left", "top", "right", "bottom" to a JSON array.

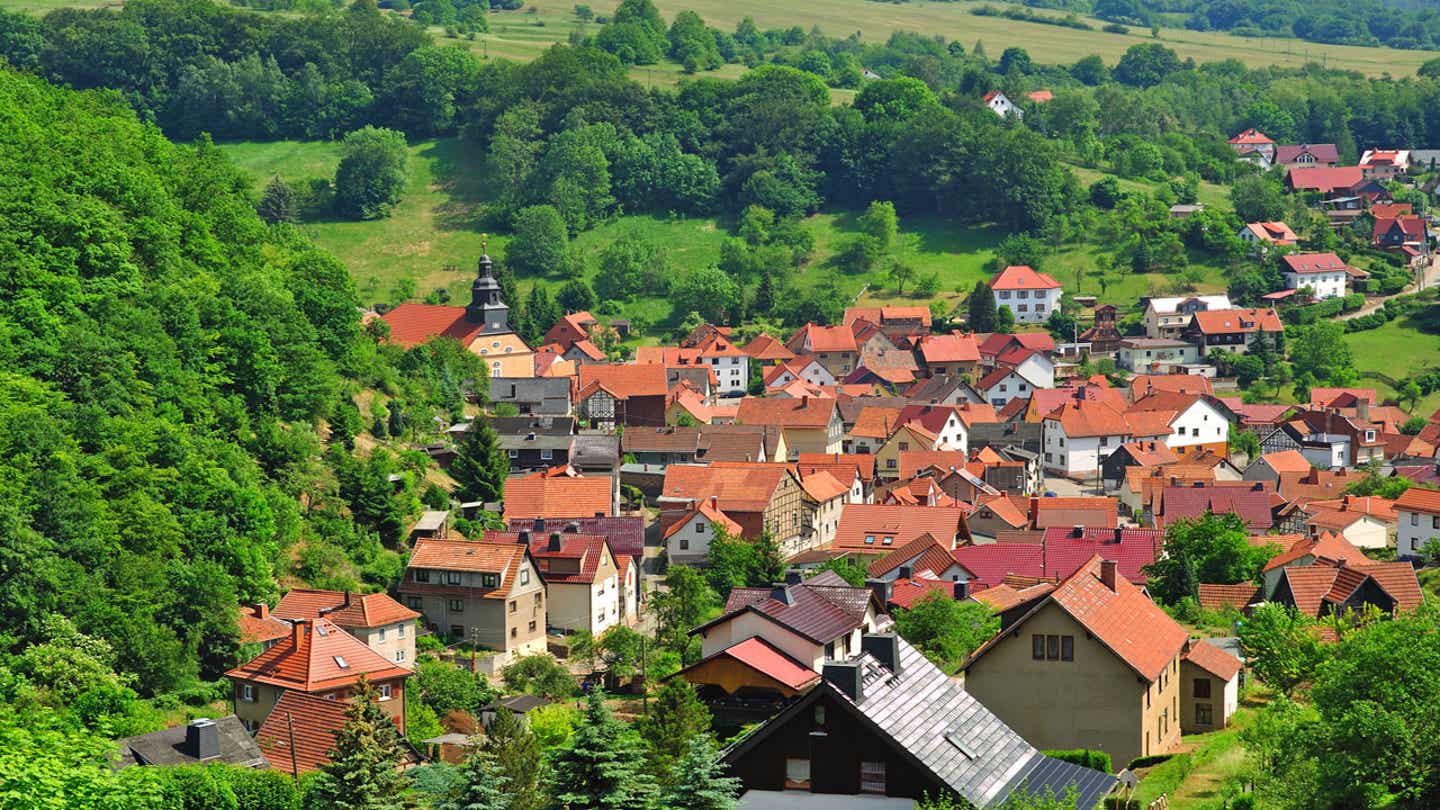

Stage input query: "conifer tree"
[
  {"left": 754, "top": 270, "right": 776, "bottom": 315},
  {"left": 306, "top": 676, "right": 418, "bottom": 809},
  {"left": 967, "top": 280, "right": 997, "bottom": 332},
  {"left": 658, "top": 736, "right": 742, "bottom": 810},
  {"left": 480, "top": 705, "right": 545, "bottom": 810},
  {"left": 258, "top": 174, "right": 297, "bottom": 224},
  {"left": 636, "top": 679, "right": 713, "bottom": 779},
  {"left": 441, "top": 746, "right": 509, "bottom": 810},
  {"left": 451, "top": 417, "right": 508, "bottom": 503},
  {"left": 548, "top": 691, "right": 658, "bottom": 810}
]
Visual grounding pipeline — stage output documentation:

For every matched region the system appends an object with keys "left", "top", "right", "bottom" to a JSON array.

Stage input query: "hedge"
[
  {"left": 1126, "top": 753, "right": 1176, "bottom": 769},
  {"left": 1103, "top": 800, "right": 1141, "bottom": 810},
  {"left": 1043, "top": 748, "right": 1114, "bottom": 774}
]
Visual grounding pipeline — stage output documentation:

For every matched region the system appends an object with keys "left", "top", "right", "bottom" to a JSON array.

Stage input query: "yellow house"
[
  {"left": 875, "top": 423, "right": 941, "bottom": 479},
  {"left": 469, "top": 332, "right": 534, "bottom": 379},
  {"left": 963, "top": 556, "right": 1189, "bottom": 768}
]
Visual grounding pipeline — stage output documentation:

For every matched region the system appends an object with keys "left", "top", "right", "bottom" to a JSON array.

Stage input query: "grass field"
[{"left": 1343, "top": 312, "right": 1440, "bottom": 413}]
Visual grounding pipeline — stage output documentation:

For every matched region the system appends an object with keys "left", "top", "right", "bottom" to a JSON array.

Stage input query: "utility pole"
[{"left": 285, "top": 712, "right": 300, "bottom": 781}]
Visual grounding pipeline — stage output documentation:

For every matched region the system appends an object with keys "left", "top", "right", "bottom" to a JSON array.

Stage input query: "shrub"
[
  {"left": 1043, "top": 748, "right": 1114, "bottom": 773},
  {"left": 1127, "top": 753, "right": 1176, "bottom": 769},
  {"left": 1103, "top": 22, "right": 1129, "bottom": 33}
]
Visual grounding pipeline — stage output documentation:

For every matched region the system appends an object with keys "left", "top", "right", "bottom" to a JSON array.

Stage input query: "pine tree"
[
  {"left": 658, "top": 736, "right": 741, "bottom": 810},
  {"left": 967, "top": 280, "right": 997, "bottom": 332},
  {"left": 306, "top": 676, "right": 418, "bottom": 810},
  {"left": 451, "top": 417, "right": 508, "bottom": 503},
  {"left": 549, "top": 691, "right": 659, "bottom": 810},
  {"left": 441, "top": 746, "right": 509, "bottom": 810},
  {"left": 477, "top": 705, "right": 544, "bottom": 810},
  {"left": 754, "top": 270, "right": 776, "bottom": 315},
  {"left": 636, "top": 679, "right": 713, "bottom": 779},
  {"left": 257, "top": 174, "right": 297, "bottom": 224},
  {"left": 556, "top": 279, "right": 596, "bottom": 313}
]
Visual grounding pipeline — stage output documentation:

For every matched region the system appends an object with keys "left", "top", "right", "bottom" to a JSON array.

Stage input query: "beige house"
[
  {"left": 736, "top": 396, "right": 843, "bottom": 459},
  {"left": 964, "top": 556, "right": 1189, "bottom": 768},
  {"left": 798, "top": 469, "right": 849, "bottom": 548},
  {"left": 226, "top": 618, "right": 413, "bottom": 733},
  {"left": 875, "top": 423, "right": 942, "bottom": 479},
  {"left": 485, "top": 528, "right": 636, "bottom": 636},
  {"left": 400, "top": 538, "right": 548, "bottom": 661},
  {"left": 273, "top": 589, "right": 420, "bottom": 668},
  {"left": 692, "top": 574, "right": 884, "bottom": 670},
  {"left": 1179, "top": 640, "right": 1242, "bottom": 733}
]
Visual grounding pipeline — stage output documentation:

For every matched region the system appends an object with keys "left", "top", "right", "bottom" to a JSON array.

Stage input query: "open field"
[{"left": 1343, "top": 311, "right": 1440, "bottom": 413}]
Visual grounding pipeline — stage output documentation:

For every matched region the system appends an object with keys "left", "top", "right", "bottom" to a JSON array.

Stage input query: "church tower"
[{"left": 465, "top": 246, "right": 510, "bottom": 335}]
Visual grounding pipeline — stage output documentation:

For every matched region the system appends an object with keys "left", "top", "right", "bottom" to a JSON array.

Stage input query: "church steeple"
[{"left": 465, "top": 238, "right": 509, "bottom": 334}]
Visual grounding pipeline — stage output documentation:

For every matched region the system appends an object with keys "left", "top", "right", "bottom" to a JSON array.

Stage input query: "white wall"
[
  {"left": 1044, "top": 422, "right": 1120, "bottom": 476},
  {"left": 667, "top": 512, "right": 714, "bottom": 563},
  {"left": 714, "top": 355, "right": 748, "bottom": 393},
  {"left": 699, "top": 612, "right": 823, "bottom": 670},
  {"left": 1285, "top": 272, "right": 1347, "bottom": 300},
  {"left": 1166, "top": 401, "right": 1229, "bottom": 451},
  {"left": 985, "top": 372, "right": 1031, "bottom": 407},
  {"left": 1398, "top": 509, "right": 1440, "bottom": 557},
  {"left": 1222, "top": 673, "right": 1239, "bottom": 723},
  {"left": 994, "top": 287, "right": 1061, "bottom": 324}
]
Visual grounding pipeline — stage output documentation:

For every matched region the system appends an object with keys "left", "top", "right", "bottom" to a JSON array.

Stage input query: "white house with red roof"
[
  {"left": 1238, "top": 221, "right": 1299, "bottom": 252},
  {"left": 1359, "top": 149, "right": 1409, "bottom": 180},
  {"left": 1228, "top": 128, "right": 1275, "bottom": 164},
  {"left": 1280, "top": 253, "right": 1363, "bottom": 300},
  {"left": 982, "top": 89, "right": 1022, "bottom": 119},
  {"left": 274, "top": 589, "right": 420, "bottom": 668},
  {"left": 1396, "top": 486, "right": 1440, "bottom": 559},
  {"left": 1042, "top": 397, "right": 1132, "bottom": 477},
  {"left": 990, "top": 265, "right": 1062, "bottom": 324},
  {"left": 486, "top": 528, "right": 634, "bottom": 636}
]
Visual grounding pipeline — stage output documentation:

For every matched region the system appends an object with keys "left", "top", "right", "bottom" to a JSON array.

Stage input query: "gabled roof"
[
  {"left": 380, "top": 303, "right": 485, "bottom": 349},
  {"left": 844, "top": 305, "right": 933, "bottom": 328},
  {"left": 1275, "top": 144, "right": 1338, "bottom": 163},
  {"left": 1196, "top": 582, "right": 1262, "bottom": 612},
  {"left": 1038, "top": 527, "right": 1163, "bottom": 584},
  {"left": 678, "top": 636, "right": 820, "bottom": 691},
  {"left": 662, "top": 499, "right": 741, "bottom": 539},
  {"left": 1114, "top": 441, "right": 1179, "bottom": 468},
  {"left": 503, "top": 474, "right": 612, "bottom": 520},
  {"left": 737, "top": 395, "right": 837, "bottom": 429},
  {"left": 1255, "top": 449, "right": 1312, "bottom": 475},
  {"left": 484, "top": 530, "right": 614, "bottom": 584},
  {"left": 255, "top": 691, "right": 350, "bottom": 774},
  {"left": 274, "top": 589, "right": 420, "bottom": 630},
  {"left": 916, "top": 333, "right": 980, "bottom": 364},
  {"left": 742, "top": 333, "right": 797, "bottom": 362},
  {"left": 577, "top": 364, "right": 667, "bottom": 399},
  {"left": 1160, "top": 485, "right": 1274, "bottom": 529},
  {"left": 239, "top": 605, "right": 291, "bottom": 645},
  {"left": 1395, "top": 486, "right": 1440, "bottom": 515},
  {"left": 1287, "top": 166, "right": 1363, "bottom": 193},
  {"left": 703, "top": 579, "right": 873, "bottom": 644},
  {"left": 407, "top": 538, "right": 530, "bottom": 597},
  {"left": 1144, "top": 294, "right": 1232, "bottom": 315},
  {"left": 1184, "top": 639, "right": 1242, "bottom": 681},
  {"left": 1229, "top": 128, "right": 1274, "bottom": 145},
  {"left": 799, "top": 468, "right": 850, "bottom": 502},
  {"left": 661, "top": 462, "right": 793, "bottom": 513},
  {"left": 968, "top": 556, "right": 1187, "bottom": 682},
  {"left": 886, "top": 576, "right": 958, "bottom": 609},
  {"left": 950, "top": 543, "right": 1045, "bottom": 590},
  {"left": 1244, "top": 222, "right": 1299, "bottom": 244},
  {"left": 832, "top": 504, "right": 971, "bottom": 551},
  {"left": 226, "top": 618, "right": 412, "bottom": 692},
  {"left": 1281, "top": 252, "right": 1351, "bottom": 275},
  {"left": 971, "top": 582, "right": 1054, "bottom": 612},
  {"left": 868, "top": 535, "right": 964, "bottom": 578},
  {"left": 851, "top": 406, "right": 903, "bottom": 439},
  {"left": 1043, "top": 399, "right": 1130, "bottom": 438},
  {"left": 1262, "top": 531, "right": 1367, "bottom": 573},
  {"left": 788, "top": 323, "right": 858, "bottom": 353},
  {"left": 796, "top": 452, "right": 876, "bottom": 485},
  {"left": 1188, "top": 308, "right": 1283, "bottom": 335},
  {"left": 508, "top": 515, "right": 645, "bottom": 560},
  {"left": 897, "top": 450, "right": 973, "bottom": 481},
  {"left": 990, "top": 265, "right": 1061, "bottom": 291}
]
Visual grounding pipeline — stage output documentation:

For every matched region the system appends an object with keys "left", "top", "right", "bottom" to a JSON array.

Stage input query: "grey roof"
[
  {"left": 698, "top": 423, "right": 782, "bottom": 461},
  {"left": 486, "top": 693, "right": 551, "bottom": 713},
  {"left": 498, "top": 433, "right": 573, "bottom": 451},
  {"left": 116, "top": 716, "right": 268, "bottom": 769},
  {"left": 804, "top": 640, "right": 1114, "bottom": 808},
  {"left": 570, "top": 434, "right": 619, "bottom": 467},
  {"left": 490, "top": 415, "right": 576, "bottom": 436},
  {"left": 489, "top": 377, "right": 572, "bottom": 414}
]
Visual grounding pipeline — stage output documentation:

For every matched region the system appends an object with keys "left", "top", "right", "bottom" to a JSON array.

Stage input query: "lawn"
[
  {"left": 1343, "top": 310, "right": 1440, "bottom": 412},
  {"left": 1131, "top": 690, "right": 1275, "bottom": 809}
]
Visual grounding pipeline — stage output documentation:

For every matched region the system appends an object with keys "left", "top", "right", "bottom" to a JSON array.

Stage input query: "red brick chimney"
[
  {"left": 291, "top": 618, "right": 307, "bottom": 647},
  {"left": 1100, "top": 559, "right": 1118, "bottom": 592},
  {"left": 254, "top": 603, "right": 269, "bottom": 620}
]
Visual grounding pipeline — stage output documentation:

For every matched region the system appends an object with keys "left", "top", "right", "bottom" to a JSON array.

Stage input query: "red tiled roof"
[
  {"left": 1287, "top": 166, "right": 1363, "bottom": 193},
  {"left": 577, "top": 364, "right": 667, "bottom": 399},
  {"left": 737, "top": 396, "right": 837, "bottom": 429},
  {"left": 662, "top": 462, "right": 791, "bottom": 513},
  {"left": 1025, "top": 89, "right": 1053, "bottom": 102},
  {"left": 832, "top": 504, "right": 970, "bottom": 551},
  {"left": 1359, "top": 561, "right": 1424, "bottom": 612},
  {"left": 867, "top": 535, "right": 961, "bottom": 578},
  {"left": 991, "top": 265, "right": 1061, "bottom": 291},
  {"left": 851, "top": 406, "right": 902, "bottom": 439},
  {"left": 503, "top": 475, "right": 612, "bottom": 520},
  {"left": 1262, "top": 532, "right": 1367, "bottom": 573},
  {"left": 788, "top": 323, "right": 858, "bottom": 353},
  {"left": 1245, "top": 221, "right": 1299, "bottom": 243},
  {"left": 886, "top": 576, "right": 956, "bottom": 609},
  {"left": 688, "top": 637, "right": 821, "bottom": 691},
  {"left": 796, "top": 452, "right": 876, "bottom": 484},
  {"left": 407, "top": 538, "right": 529, "bottom": 597},
  {"left": 226, "top": 618, "right": 412, "bottom": 692},
  {"left": 742, "top": 333, "right": 796, "bottom": 362},
  {"left": 1188, "top": 308, "right": 1283, "bottom": 335},
  {"left": 799, "top": 469, "right": 850, "bottom": 502},
  {"left": 275, "top": 589, "right": 420, "bottom": 629},
  {"left": 380, "top": 303, "right": 485, "bottom": 349},
  {"left": 1184, "top": 640, "right": 1242, "bottom": 681},
  {"left": 239, "top": 605, "right": 291, "bottom": 645},
  {"left": 950, "top": 543, "right": 1044, "bottom": 590},
  {"left": 1038, "top": 527, "right": 1163, "bottom": 584},
  {"left": 916, "top": 333, "right": 980, "bottom": 364},
  {"left": 1281, "top": 252, "right": 1351, "bottom": 275},
  {"left": 974, "top": 493, "right": 1031, "bottom": 530},
  {"left": 1374, "top": 215, "right": 1427, "bottom": 242},
  {"left": 1229, "top": 128, "right": 1274, "bottom": 145},
  {"left": 1370, "top": 202, "right": 1413, "bottom": 219},
  {"left": 843, "top": 306, "right": 933, "bottom": 328},
  {"left": 255, "top": 691, "right": 350, "bottom": 774},
  {"left": 1044, "top": 399, "right": 1130, "bottom": 438},
  {"left": 1275, "top": 144, "right": 1338, "bottom": 164},
  {"left": 1115, "top": 441, "right": 1179, "bottom": 468},
  {"left": 662, "top": 499, "right": 742, "bottom": 539},
  {"left": 1257, "top": 450, "right": 1311, "bottom": 475},
  {"left": 1303, "top": 495, "right": 1398, "bottom": 523},
  {"left": 1033, "top": 497, "right": 1119, "bottom": 529},
  {"left": 1394, "top": 486, "right": 1440, "bottom": 515},
  {"left": 971, "top": 582, "right": 1054, "bottom": 611},
  {"left": 897, "top": 450, "right": 970, "bottom": 481},
  {"left": 1124, "top": 409, "right": 1178, "bottom": 438},
  {"left": 1197, "top": 582, "right": 1262, "bottom": 612}
]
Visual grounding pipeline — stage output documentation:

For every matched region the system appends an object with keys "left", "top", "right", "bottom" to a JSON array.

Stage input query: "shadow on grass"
[
  {"left": 422, "top": 138, "right": 502, "bottom": 233},
  {"left": 907, "top": 216, "right": 1003, "bottom": 256}
]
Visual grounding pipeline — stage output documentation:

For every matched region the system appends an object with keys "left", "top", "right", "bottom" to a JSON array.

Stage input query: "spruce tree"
[
  {"left": 451, "top": 417, "right": 508, "bottom": 503},
  {"left": 658, "top": 736, "right": 741, "bottom": 810},
  {"left": 258, "top": 174, "right": 297, "bottom": 224},
  {"left": 556, "top": 279, "right": 596, "bottom": 314},
  {"left": 441, "top": 746, "right": 509, "bottom": 810},
  {"left": 480, "top": 705, "right": 544, "bottom": 810},
  {"left": 967, "top": 280, "right": 997, "bottom": 332},
  {"left": 548, "top": 691, "right": 658, "bottom": 810},
  {"left": 635, "top": 679, "right": 713, "bottom": 779},
  {"left": 754, "top": 270, "right": 776, "bottom": 315},
  {"left": 305, "top": 677, "right": 418, "bottom": 809}
]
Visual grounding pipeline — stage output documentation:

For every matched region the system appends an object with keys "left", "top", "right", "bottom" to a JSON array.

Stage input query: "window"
[
  {"left": 1061, "top": 635, "right": 1074, "bottom": 661},
  {"left": 864, "top": 535, "right": 875, "bottom": 545},
  {"left": 1018, "top": 290, "right": 1029, "bottom": 299},
  {"left": 242, "top": 684, "right": 255, "bottom": 702},
  {"left": 414, "top": 570, "right": 430, "bottom": 583},
  {"left": 1196, "top": 703, "right": 1213, "bottom": 726},
  {"left": 1032, "top": 635, "right": 1045, "bottom": 660},
  {"left": 509, "top": 600, "right": 517, "bottom": 614},
  {"left": 406, "top": 596, "right": 423, "bottom": 610},
  {"left": 679, "top": 536, "right": 690, "bottom": 551},
  {"left": 1046, "top": 635, "right": 1060, "bottom": 660},
  {"left": 520, "top": 568, "right": 530, "bottom": 586},
  {"left": 899, "top": 442, "right": 910, "bottom": 451},
  {"left": 395, "top": 650, "right": 406, "bottom": 663},
  {"left": 1194, "top": 678, "right": 1211, "bottom": 699},
  {"left": 860, "top": 761, "right": 887, "bottom": 794},
  {"left": 448, "top": 599, "right": 464, "bottom": 613},
  {"left": 508, "top": 449, "right": 519, "bottom": 458},
  {"left": 541, "top": 449, "right": 553, "bottom": 460},
  {"left": 885, "top": 459, "right": 896, "bottom": 469},
  {"left": 999, "top": 291, "right": 1011, "bottom": 300},
  {"left": 451, "top": 624, "right": 465, "bottom": 639},
  {"left": 379, "top": 684, "right": 393, "bottom": 700},
  {"left": 481, "top": 573, "right": 499, "bottom": 588},
  {"left": 529, "top": 621, "right": 537, "bottom": 632},
  {"left": 825, "top": 642, "right": 836, "bottom": 659},
  {"left": 377, "top": 627, "right": 386, "bottom": 642},
  {"left": 511, "top": 627, "right": 518, "bottom": 638},
  {"left": 696, "top": 521, "right": 707, "bottom": 533},
  {"left": 1412, "top": 513, "right": 1419, "bottom": 526},
  {"left": 785, "top": 758, "right": 812, "bottom": 790},
  {"left": 444, "top": 571, "right": 462, "bottom": 586},
  {"left": 397, "top": 624, "right": 405, "bottom": 638},
  {"left": 535, "top": 592, "right": 543, "bottom": 605}
]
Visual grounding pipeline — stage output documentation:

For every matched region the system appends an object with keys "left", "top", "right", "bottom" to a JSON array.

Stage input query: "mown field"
[
  {"left": 221, "top": 136, "right": 1233, "bottom": 333},
  {"left": 1343, "top": 313, "right": 1440, "bottom": 414}
]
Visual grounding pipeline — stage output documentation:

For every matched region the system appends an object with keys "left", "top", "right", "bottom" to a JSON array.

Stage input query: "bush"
[
  {"left": 1043, "top": 748, "right": 1114, "bottom": 773},
  {"left": 1127, "top": 753, "right": 1176, "bottom": 769},
  {"left": 1103, "top": 22, "right": 1129, "bottom": 33},
  {"left": 1340, "top": 292, "right": 1365, "bottom": 312}
]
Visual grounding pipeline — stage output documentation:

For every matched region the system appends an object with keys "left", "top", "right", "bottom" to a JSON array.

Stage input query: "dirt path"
[{"left": 1339, "top": 260, "right": 1440, "bottom": 320}]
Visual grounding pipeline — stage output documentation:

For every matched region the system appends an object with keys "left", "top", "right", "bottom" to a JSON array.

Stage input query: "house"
[
  {"left": 1141, "top": 295, "right": 1232, "bottom": 340},
  {"left": 982, "top": 89, "right": 1023, "bottom": 119},
  {"left": 795, "top": 452, "right": 875, "bottom": 504},
  {"left": 798, "top": 469, "right": 850, "bottom": 548},
  {"left": 1157, "top": 482, "right": 1275, "bottom": 530},
  {"left": 1129, "top": 392, "right": 1233, "bottom": 458},
  {"left": 693, "top": 574, "right": 884, "bottom": 669},
  {"left": 506, "top": 515, "right": 646, "bottom": 570},
  {"left": 488, "top": 377, "right": 572, "bottom": 416},
  {"left": 577, "top": 364, "right": 668, "bottom": 429},
  {"left": 1041, "top": 397, "right": 1132, "bottom": 477},
  {"left": 865, "top": 535, "right": 973, "bottom": 587},
  {"left": 914, "top": 332, "right": 981, "bottom": 378},
  {"left": 990, "top": 265, "right": 1062, "bottom": 324},
  {"left": 1115, "top": 339, "right": 1202, "bottom": 374},
  {"left": 1183, "top": 308, "right": 1284, "bottom": 355},
  {"left": 273, "top": 589, "right": 419, "bottom": 668},
  {"left": 1396, "top": 486, "right": 1440, "bottom": 559},
  {"left": 117, "top": 717, "right": 268, "bottom": 770},
  {"left": 543, "top": 311, "right": 597, "bottom": 349},
  {"left": 1359, "top": 149, "right": 1409, "bottom": 180},
  {"left": 701, "top": 423, "right": 789, "bottom": 463},
  {"left": 1257, "top": 409, "right": 1386, "bottom": 469},
  {"left": 1032, "top": 495, "right": 1120, "bottom": 530},
  {"left": 1373, "top": 215, "right": 1427, "bottom": 260},
  {"left": 743, "top": 333, "right": 797, "bottom": 366},
  {"left": 1099, "top": 441, "right": 1178, "bottom": 490},
  {"left": 1275, "top": 143, "right": 1339, "bottom": 169},
  {"left": 764, "top": 357, "right": 835, "bottom": 390},
  {"left": 674, "top": 635, "right": 820, "bottom": 731},
  {"left": 1280, "top": 252, "right": 1362, "bottom": 300},
  {"left": 904, "top": 373, "right": 987, "bottom": 407},
  {"left": 636, "top": 334, "right": 750, "bottom": 394},
  {"left": 1244, "top": 449, "right": 1312, "bottom": 483},
  {"left": 1286, "top": 166, "right": 1364, "bottom": 195},
  {"left": 1258, "top": 530, "right": 1366, "bottom": 593},
  {"left": 831, "top": 503, "right": 971, "bottom": 555},
  {"left": 381, "top": 254, "right": 533, "bottom": 379},
  {"left": 1239, "top": 221, "right": 1299, "bottom": 251},
  {"left": 1076, "top": 304, "right": 1124, "bottom": 354},
  {"left": 963, "top": 557, "right": 1189, "bottom": 768},
  {"left": 226, "top": 618, "right": 413, "bottom": 733},
  {"left": 485, "top": 528, "right": 633, "bottom": 636},
  {"left": 721, "top": 635, "right": 1117, "bottom": 808},
  {"left": 1304, "top": 508, "right": 1390, "bottom": 550},
  {"left": 238, "top": 604, "right": 291, "bottom": 651},
  {"left": 786, "top": 324, "right": 859, "bottom": 379},
  {"left": 494, "top": 418, "right": 574, "bottom": 472},
  {"left": 1271, "top": 558, "right": 1423, "bottom": 626},
  {"left": 399, "top": 538, "right": 548, "bottom": 660},
  {"left": 1179, "top": 640, "right": 1242, "bottom": 734},
  {"left": 1228, "top": 128, "right": 1275, "bottom": 162},
  {"left": 561, "top": 339, "right": 605, "bottom": 366},
  {"left": 256, "top": 691, "right": 421, "bottom": 775},
  {"left": 664, "top": 496, "right": 743, "bottom": 566},
  {"left": 659, "top": 462, "right": 811, "bottom": 557},
  {"left": 844, "top": 305, "right": 932, "bottom": 341},
  {"left": 503, "top": 473, "right": 615, "bottom": 521},
  {"left": 736, "top": 396, "right": 843, "bottom": 458}
]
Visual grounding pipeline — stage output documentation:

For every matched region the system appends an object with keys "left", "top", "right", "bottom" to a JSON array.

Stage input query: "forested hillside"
[{"left": 0, "top": 67, "right": 472, "bottom": 710}]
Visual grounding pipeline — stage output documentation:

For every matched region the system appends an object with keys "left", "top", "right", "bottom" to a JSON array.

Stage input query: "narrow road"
[{"left": 1339, "top": 258, "right": 1439, "bottom": 321}]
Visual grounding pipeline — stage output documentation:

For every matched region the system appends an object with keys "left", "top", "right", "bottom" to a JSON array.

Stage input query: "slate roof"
[
  {"left": 274, "top": 589, "right": 419, "bottom": 629},
  {"left": 703, "top": 580, "right": 869, "bottom": 644},
  {"left": 488, "top": 377, "right": 571, "bottom": 414},
  {"left": 727, "top": 637, "right": 1116, "bottom": 809},
  {"left": 117, "top": 716, "right": 268, "bottom": 769},
  {"left": 1184, "top": 640, "right": 1242, "bottom": 681}
]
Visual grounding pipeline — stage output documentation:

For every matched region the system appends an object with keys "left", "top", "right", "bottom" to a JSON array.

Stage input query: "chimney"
[
  {"left": 784, "top": 571, "right": 803, "bottom": 586},
  {"left": 184, "top": 718, "right": 220, "bottom": 761},
  {"left": 1357, "top": 398, "right": 1370, "bottom": 422},
  {"left": 254, "top": 603, "right": 269, "bottom": 620},
  {"left": 291, "top": 618, "right": 307, "bottom": 647},
  {"left": 866, "top": 578, "right": 891, "bottom": 605},
  {"left": 709, "top": 495, "right": 719, "bottom": 510},
  {"left": 549, "top": 532, "right": 563, "bottom": 552},
  {"left": 1071, "top": 524, "right": 1084, "bottom": 538},
  {"left": 822, "top": 660, "right": 864, "bottom": 703},
  {"left": 565, "top": 521, "right": 581, "bottom": 534},
  {"left": 1100, "top": 559, "right": 1118, "bottom": 592},
  {"left": 953, "top": 580, "right": 969, "bottom": 600},
  {"left": 1252, "top": 482, "right": 1265, "bottom": 492},
  {"left": 769, "top": 584, "right": 794, "bottom": 605},
  {"left": 517, "top": 530, "right": 530, "bottom": 546},
  {"left": 898, "top": 565, "right": 913, "bottom": 580},
  {"left": 861, "top": 632, "right": 902, "bottom": 674},
  {"left": 342, "top": 590, "right": 352, "bottom": 610}
]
